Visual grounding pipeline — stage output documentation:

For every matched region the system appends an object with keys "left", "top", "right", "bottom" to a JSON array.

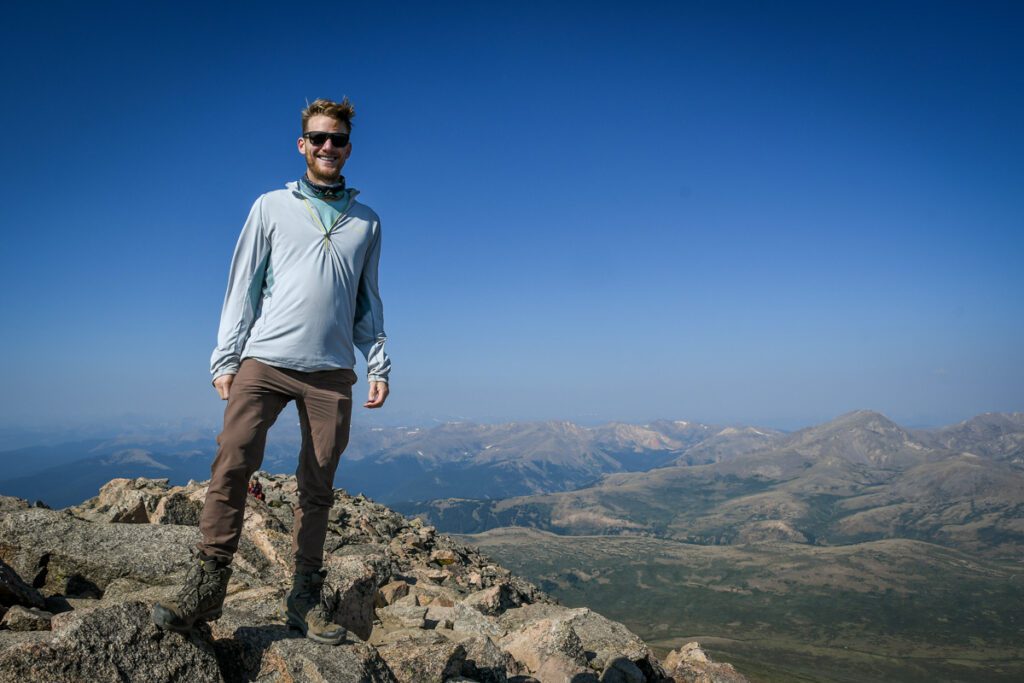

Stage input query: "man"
[{"left": 153, "top": 98, "right": 391, "bottom": 645}]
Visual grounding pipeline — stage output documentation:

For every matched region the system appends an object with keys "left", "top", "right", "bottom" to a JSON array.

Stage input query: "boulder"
[
  {"left": 377, "top": 579, "right": 411, "bottom": 606},
  {"left": 499, "top": 617, "right": 592, "bottom": 681},
  {"left": 451, "top": 633, "right": 518, "bottom": 683},
  {"left": 253, "top": 636, "right": 397, "bottom": 682},
  {"left": 426, "top": 602, "right": 505, "bottom": 638},
  {"left": 377, "top": 605, "right": 428, "bottom": 630},
  {"left": 375, "top": 629, "right": 466, "bottom": 683},
  {"left": 0, "top": 508, "right": 200, "bottom": 596},
  {"left": 0, "top": 601, "right": 221, "bottom": 683},
  {"left": 500, "top": 604, "right": 666, "bottom": 677},
  {"left": 0, "top": 605, "right": 53, "bottom": 632},
  {"left": 663, "top": 642, "right": 749, "bottom": 683},
  {"left": 0, "top": 559, "right": 45, "bottom": 610},
  {"left": 465, "top": 581, "right": 530, "bottom": 616},
  {"left": 152, "top": 489, "right": 204, "bottom": 525},
  {"left": 69, "top": 477, "right": 171, "bottom": 524},
  {"left": 600, "top": 656, "right": 645, "bottom": 683},
  {"left": 322, "top": 554, "right": 382, "bottom": 640},
  {"left": 0, "top": 496, "right": 30, "bottom": 515}
]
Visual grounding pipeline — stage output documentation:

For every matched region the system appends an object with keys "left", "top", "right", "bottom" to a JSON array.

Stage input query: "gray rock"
[
  {"left": 0, "top": 496, "right": 30, "bottom": 515},
  {"left": 153, "top": 490, "right": 204, "bottom": 525},
  {"left": 0, "top": 559, "right": 45, "bottom": 609},
  {"left": 375, "top": 629, "right": 466, "bottom": 683},
  {"left": 664, "top": 642, "right": 749, "bottom": 683},
  {"left": 377, "top": 604, "right": 428, "bottom": 630},
  {"left": 0, "top": 601, "right": 221, "bottom": 683},
  {"left": 0, "top": 605, "right": 53, "bottom": 631},
  {"left": 255, "top": 638, "right": 397, "bottom": 682},
  {"left": 499, "top": 604, "right": 665, "bottom": 677},
  {"left": 377, "top": 579, "right": 411, "bottom": 606},
  {"left": 0, "top": 508, "right": 200, "bottom": 596},
  {"left": 325, "top": 554, "right": 381, "bottom": 641},
  {"left": 500, "top": 617, "right": 590, "bottom": 680},
  {"left": 69, "top": 477, "right": 171, "bottom": 524},
  {"left": 465, "top": 581, "right": 529, "bottom": 616},
  {"left": 453, "top": 633, "right": 516, "bottom": 683},
  {"left": 600, "top": 656, "right": 644, "bottom": 683}
]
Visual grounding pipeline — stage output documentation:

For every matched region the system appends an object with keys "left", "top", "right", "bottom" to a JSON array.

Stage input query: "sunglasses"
[{"left": 304, "top": 131, "right": 350, "bottom": 147}]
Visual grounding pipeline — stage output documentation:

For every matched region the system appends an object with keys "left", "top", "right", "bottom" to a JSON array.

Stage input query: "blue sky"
[{"left": 0, "top": 1, "right": 1021, "bottom": 433}]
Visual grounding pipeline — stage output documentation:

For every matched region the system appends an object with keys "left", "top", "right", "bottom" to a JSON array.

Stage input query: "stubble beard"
[{"left": 305, "top": 150, "right": 342, "bottom": 186}]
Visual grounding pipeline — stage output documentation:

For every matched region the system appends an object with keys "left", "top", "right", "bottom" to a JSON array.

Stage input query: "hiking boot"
[
  {"left": 152, "top": 552, "right": 232, "bottom": 632},
  {"left": 282, "top": 568, "right": 346, "bottom": 645}
]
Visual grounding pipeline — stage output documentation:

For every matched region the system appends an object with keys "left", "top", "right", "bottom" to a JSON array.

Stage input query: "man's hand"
[
  {"left": 214, "top": 374, "right": 235, "bottom": 400},
  {"left": 364, "top": 381, "right": 389, "bottom": 409}
]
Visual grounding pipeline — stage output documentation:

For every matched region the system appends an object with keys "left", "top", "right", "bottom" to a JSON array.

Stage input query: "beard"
[{"left": 305, "top": 149, "right": 343, "bottom": 185}]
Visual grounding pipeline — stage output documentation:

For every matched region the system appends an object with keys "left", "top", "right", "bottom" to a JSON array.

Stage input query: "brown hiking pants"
[{"left": 198, "top": 358, "right": 356, "bottom": 572}]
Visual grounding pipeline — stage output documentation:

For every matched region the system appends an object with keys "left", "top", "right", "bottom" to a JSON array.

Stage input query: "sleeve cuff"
[{"left": 211, "top": 366, "right": 239, "bottom": 384}]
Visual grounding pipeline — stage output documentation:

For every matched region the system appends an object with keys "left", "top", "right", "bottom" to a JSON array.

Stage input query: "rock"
[
  {"left": 600, "top": 656, "right": 644, "bottom": 683},
  {"left": 0, "top": 496, "right": 30, "bottom": 515},
  {"left": 431, "top": 548, "right": 460, "bottom": 565},
  {"left": 377, "top": 579, "right": 411, "bottom": 606},
  {"left": 536, "top": 656, "right": 599, "bottom": 682},
  {"left": 253, "top": 637, "right": 397, "bottom": 682},
  {"left": 322, "top": 555, "right": 382, "bottom": 640},
  {"left": 69, "top": 477, "right": 171, "bottom": 524},
  {"left": 500, "top": 604, "right": 665, "bottom": 677},
  {"left": 0, "top": 559, "right": 45, "bottom": 610},
  {"left": 377, "top": 605, "right": 428, "bottom": 630},
  {"left": 664, "top": 642, "right": 749, "bottom": 683},
  {"left": 465, "top": 581, "right": 529, "bottom": 616},
  {"left": 0, "top": 601, "right": 221, "bottom": 683},
  {"left": 499, "top": 617, "right": 591, "bottom": 681},
  {"left": 452, "top": 633, "right": 518, "bottom": 683},
  {"left": 152, "top": 490, "right": 204, "bottom": 525},
  {"left": 428, "top": 602, "right": 505, "bottom": 638},
  {"left": 0, "top": 508, "right": 200, "bottom": 597},
  {"left": 375, "top": 629, "right": 466, "bottom": 683},
  {"left": 0, "top": 605, "right": 53, "bottom": 631}
]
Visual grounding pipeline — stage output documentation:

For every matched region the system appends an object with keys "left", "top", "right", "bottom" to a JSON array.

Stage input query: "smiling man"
[{"left": 152, "top": 98, "right": 391, "bottom": 645}]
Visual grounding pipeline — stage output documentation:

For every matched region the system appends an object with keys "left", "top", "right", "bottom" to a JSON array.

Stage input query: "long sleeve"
[
  {"left": 353, "top": 221, "right": 391, "bottom": 383},
  {"left": 210, "top": 197, "right": 272, "bottom": 381}
]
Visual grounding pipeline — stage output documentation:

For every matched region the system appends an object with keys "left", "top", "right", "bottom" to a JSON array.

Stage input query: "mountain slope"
[{"left": 404, "top": 411, "right": 1024, "bottom": 559}]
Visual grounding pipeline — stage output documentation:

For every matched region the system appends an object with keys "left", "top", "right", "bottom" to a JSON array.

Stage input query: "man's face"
[{"left": 297, "top": 114, "right": 351, "bottom": 184}]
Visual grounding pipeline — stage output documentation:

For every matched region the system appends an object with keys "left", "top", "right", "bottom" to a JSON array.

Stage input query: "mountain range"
[{"left": 400, "top": 411, "right": 1024, "bottom": 560}]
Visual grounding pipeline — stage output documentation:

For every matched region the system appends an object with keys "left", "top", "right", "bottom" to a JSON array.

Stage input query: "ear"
[{"left": 297, "top": 136, "right": 307, "bottom": 155}]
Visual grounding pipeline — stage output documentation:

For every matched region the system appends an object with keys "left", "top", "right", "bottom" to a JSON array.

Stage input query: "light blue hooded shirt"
[{"left": 210, "top": 181, "right": 391, "bottom": 384}]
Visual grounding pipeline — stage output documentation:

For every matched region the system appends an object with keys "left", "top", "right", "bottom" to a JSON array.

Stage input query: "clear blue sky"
[{"left": 1, "top": 1, "right": 1021, "bottom": 432}]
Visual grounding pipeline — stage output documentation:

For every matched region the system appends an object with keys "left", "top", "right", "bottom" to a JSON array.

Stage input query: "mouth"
[{"left": 316, "top": 154, "right": 339, "bottom": 165}]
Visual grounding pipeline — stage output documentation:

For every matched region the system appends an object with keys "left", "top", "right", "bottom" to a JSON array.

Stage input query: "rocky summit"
[{"left": 0, "top": 475, "right": 744, "bottom": 683}]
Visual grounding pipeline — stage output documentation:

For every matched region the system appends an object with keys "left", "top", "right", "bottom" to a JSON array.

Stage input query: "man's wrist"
[{"left": 212, "top": 367, "right": 239, "bottom": 385}]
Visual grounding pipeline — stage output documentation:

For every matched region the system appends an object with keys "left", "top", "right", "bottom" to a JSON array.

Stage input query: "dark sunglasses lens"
[{"left": 307, "top": 132, "right": 348, "bottom": 146}]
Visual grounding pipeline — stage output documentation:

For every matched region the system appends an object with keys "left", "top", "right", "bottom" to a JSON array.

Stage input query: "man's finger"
[
  {"left": 363, "top": 381, "right": 389, "bottom": 408},
  {"left": 214, "top": 375, "right": 234, "bottom": 401}
]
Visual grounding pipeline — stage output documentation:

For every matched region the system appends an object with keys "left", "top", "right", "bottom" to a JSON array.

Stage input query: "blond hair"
[{"left": 301, "top": 97, "right": 355, "bottom": 132}]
